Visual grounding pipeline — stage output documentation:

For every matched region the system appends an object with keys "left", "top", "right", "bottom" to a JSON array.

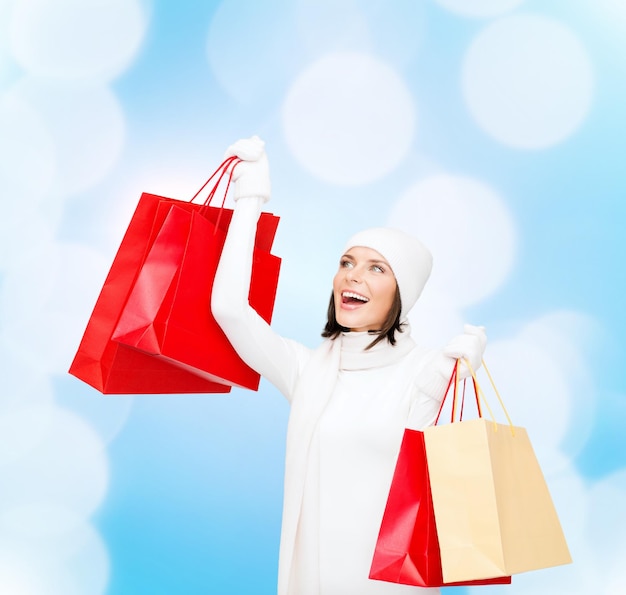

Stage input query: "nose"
[{"left": 346, "top": 265, "right": 361, "bottom": 283}]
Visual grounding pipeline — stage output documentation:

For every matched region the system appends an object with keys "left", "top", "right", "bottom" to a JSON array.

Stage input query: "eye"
[
  {"left": 340, "top": 258, "right": 354, "bottom": 268},
  {"left": 371, "top": 264, "right": 385, "bottom": 273}
]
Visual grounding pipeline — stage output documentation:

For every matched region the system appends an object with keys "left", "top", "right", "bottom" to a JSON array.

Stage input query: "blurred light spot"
[
  {"left": 478, "top": 338, "right": 570, "bottom": 472},
  {"left": 9, "top": 0, "right": 147, "bottom": 81},
  {"left": 462, "top": 14, "right": 594, "bottom": 149},
  {"left": 0, "top": 241, "right": 110, "bottom": 375},
  {"left": 0, "top": 213, "right": 58, "bottom": 273},
  {"left": 0, "top": 346, "right": 54, "bottom": 413},
  {"left": 0, "top": 1, "right": 20, "bottom": 86},
  {"left": 407, "top": 288, "right": 465, "bottom": 348},
  {"left": 295, "top": 0, "right": 425, "bottom": 67},
  {"left": 6, "top": 77, "right": 125, "bottom": 197},
  {"left": 606, "top": 549, "right": 626, "bottom": 594},
  {"left": 282, "top": 52, "right": 415, "bottom": 185},
  {"left": 484, "top": 311, "right": 598, "bottom": 475},
  {"left": 586, "top": 470, "right": 626, "bottom": 570},
  {"left": 0, "top": 405, "right": 54, "bottom": 466},
  {"left": 435, "top": 0, "right": 525, "bottom": 18},
  {"left": 56, "top": 382, "right": 134, "bottom": 446},
  {"left": 0, "top": 551, "right": 44, "bottom": 594},
  {"left": 0, "top": 407, "right": 108, "bottom": 518},
  {"left": 387, "top": 174, "right": 516, "bottom": 306},
  {"left": 0, "top": 93, "right": 57, "bottom": 269},
  {"left": 207, "top": 0, "right": 300, "bottom": 105},
  {"left": 519, "top": 311, "right": 600, "bottom": 457},
  {"left": 0, "top": 520, "right": 109, "bottom": 595}
]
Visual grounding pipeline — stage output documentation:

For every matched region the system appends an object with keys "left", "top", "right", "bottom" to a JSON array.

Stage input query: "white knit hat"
[{"left": 344, "top": 227, "right": 433, "bottom": 320}]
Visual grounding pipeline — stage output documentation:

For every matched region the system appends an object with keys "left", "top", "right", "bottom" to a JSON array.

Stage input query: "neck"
[{"left": 338, "top": 323, "right": 415, "bottom": 371}]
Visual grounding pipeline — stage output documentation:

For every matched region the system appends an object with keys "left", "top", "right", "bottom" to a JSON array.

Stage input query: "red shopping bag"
[
  {"left": 112, "top": 198, "right": 281, "bottom": 390},
  {"left": 69, "top": 157, "right": 279, "bottom": 394},
  {"left": 369, "top": 366, "right": 512, "bottom": 587},
  {"left": 68, "top": 192, "right": 227, "bottom": 393}
]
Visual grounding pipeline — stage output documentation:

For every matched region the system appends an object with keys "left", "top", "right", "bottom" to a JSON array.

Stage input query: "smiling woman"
[
  {"left": 332, "top": 247, "right": 398, "bottom": 333},
  {"left": 211, "top": 136, "right": 487, "bottom": 595}
]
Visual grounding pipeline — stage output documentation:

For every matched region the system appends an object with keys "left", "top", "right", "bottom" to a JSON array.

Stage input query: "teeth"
[{"left": 342, "top": 291, "right": 369, "bottom": 302}]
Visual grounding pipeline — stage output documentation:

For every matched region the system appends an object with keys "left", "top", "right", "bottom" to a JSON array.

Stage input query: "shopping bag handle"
[
  {"left": 435, "top": 358, "right": 516, "bottom": 436},
  {"left": 434, "top": 360, "right": 480, "bottom": 426},
  {"left": 464, "top": 357, "right": 515, "bottom": 435},
  {"left": 190, "top": 155, "right": 240, "bottom": 205},
  {"left": 188, "top": 155, "right": 242, "bottom": 233}
]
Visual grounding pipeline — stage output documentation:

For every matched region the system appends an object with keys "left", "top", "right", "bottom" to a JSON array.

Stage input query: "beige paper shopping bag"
[{"left": 423, "top": 361, "right": 571, "bottom": 583}]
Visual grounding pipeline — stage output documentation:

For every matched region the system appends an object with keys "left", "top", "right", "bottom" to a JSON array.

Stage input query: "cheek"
[{"left": 380, "top": 280, "right": 397, "bottom": 309}]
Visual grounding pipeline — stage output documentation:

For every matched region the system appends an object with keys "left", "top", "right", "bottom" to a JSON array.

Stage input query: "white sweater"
[{"left": 212, "top": 197, "right": 451, "bottom": 595}]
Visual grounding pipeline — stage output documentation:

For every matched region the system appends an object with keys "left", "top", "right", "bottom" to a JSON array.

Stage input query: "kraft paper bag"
[
  {"left": 369, "top": 427, "right": 511, "bottom": 587},
  {"left": 423, "top": 417, "right": 572, "bottom": 583}
]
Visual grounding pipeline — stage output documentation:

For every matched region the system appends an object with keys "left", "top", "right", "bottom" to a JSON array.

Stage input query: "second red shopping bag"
[
  {"left": 369, "top": 364, "right": 512, "bottom": 588},
  {"left": 113, "top": 199, "right": 281, "bottom": 390}
]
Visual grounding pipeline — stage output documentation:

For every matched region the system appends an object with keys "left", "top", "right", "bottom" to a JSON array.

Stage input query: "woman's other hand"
[
  {"left": 442, "top": 324, "right": 487, "bottom": 378},
  {"left": 224, "top": 135, "right": 271, "bottom": 202}
]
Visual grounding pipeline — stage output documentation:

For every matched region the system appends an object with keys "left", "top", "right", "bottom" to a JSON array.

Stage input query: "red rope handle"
[
  {"left": 434, "top": 362, "right": 458, "bottom": 426},
  {"left": 190, "top": 155, "right": 239, "bottom": 204},
  {"left": 188, "top": 155, "right": 242, "bottom": 235},
  {"left": 434, "top": 359, "right": 484, "bottom": 426}
]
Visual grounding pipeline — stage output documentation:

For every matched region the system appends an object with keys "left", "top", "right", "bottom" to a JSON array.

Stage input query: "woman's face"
[{"left": 332, "top": 246, "right": 397, "bottom": 332}]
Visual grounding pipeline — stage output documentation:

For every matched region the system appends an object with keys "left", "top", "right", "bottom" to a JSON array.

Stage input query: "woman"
[{"left": 212, "top": 136, "right": 486, "bottom": 595}]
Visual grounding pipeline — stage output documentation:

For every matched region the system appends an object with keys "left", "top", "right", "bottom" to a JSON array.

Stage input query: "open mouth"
[{"left": 341, "top": 291, "right": 369, "bottom": 305}]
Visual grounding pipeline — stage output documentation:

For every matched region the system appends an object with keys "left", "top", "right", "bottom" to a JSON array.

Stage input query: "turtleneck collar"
[{"left": 338, "top": 323, "right": 416, "bottom": 371}]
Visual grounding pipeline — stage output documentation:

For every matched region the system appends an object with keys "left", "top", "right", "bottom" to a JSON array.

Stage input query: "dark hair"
[{"left": 321, "top": 285, "right": 403, "bottom": 349}]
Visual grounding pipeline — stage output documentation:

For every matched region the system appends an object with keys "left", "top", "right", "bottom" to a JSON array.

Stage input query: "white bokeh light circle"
[
  {"left": 463, "top": 14, "right": 594, "bottom": 149},
  {"left": 207, "top": 0, "right": 300, "bottom": 105},
  {"left": 485, "top": 337, "right": 570, "bottom": 474},
  {"left": 0, "top": 405, "right": 54, "bottom": 467},
  {"left": 0, "top": 343, "right": 54, "bottom": 412},
  {"left": 55, "top": 387, "right": 134, "bottom": 446},
  {"left": 0, "top": 347, "right": 55, "bottom": 465},
  {"left": 407, "top": 287, "right": 465, "bottom": 348},
  {"left": 9, "top": 0, "right": 147, "bottom": 81},
  {"left": 586, "top": 470, "right": 626, "bottom": 570},
  {"left": 0, "top": 550, "right": 45, "bottom": 594},
  {"left": 435, "top": 0, "right": 526, "bottom": 19},
  {"left": 0, "top": 93, "right": 58, "bottom": 270},
  {"left": 387, "top": 174, "right": 516, "bottom": 306},
  {"left": 519, "top": 310, "right": 599, "bottom": 456},
  {"left": 7, "top": 77, "right": 125, "bottom": 197},
  {"left": 282, "top": 52, "right": 415, "bottom": 185},
  {"left": 0, "top": 520, "right": 109, "bottom": 595},
  {"left": 294, "top": 0, "right": 425, "bottom": 68},
  {"left": 0, "top": 241, "right": 110, "bottom": 375},
  {"left": 0, "top": 407, "right": 108, "bottom": 518}
]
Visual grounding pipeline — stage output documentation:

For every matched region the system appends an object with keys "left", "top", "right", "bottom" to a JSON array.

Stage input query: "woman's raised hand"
[
  {"left": 224, "top": 135, "right": 271, "bottom": 202},
  {"left": 442, "top": 324, "right": 487, "bottom": 378}
]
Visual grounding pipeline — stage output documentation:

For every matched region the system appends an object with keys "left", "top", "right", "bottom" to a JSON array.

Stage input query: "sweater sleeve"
[
  {"left": 211, "top": 196, "right": 308, "bottom": 400},
  {"left": 407, "top": 349, "right": 457, "bottom": 430}
]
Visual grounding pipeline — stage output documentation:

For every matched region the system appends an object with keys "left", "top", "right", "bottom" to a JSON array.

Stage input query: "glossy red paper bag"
[
  {"left": 68, "top": 192, "right": 231, "bottom": 394},
  {"left": 369, "top": 428, "right": 512, "bottom": 587},
  {"left": 112, "top": 202, "right": 281, "bottom": 390}
]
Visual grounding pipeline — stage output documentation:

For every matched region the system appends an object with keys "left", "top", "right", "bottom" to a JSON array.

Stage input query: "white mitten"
[
  {"left": 442, "top": 324, "right": 487, "bottom": 378},
  {"left": 224, "top": 135, "right": 271, "bottom": 202}
]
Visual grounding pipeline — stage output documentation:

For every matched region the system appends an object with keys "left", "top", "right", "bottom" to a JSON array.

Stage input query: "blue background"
[{"left": 1, "top": 1, "right": 625, "bottom": 593}]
